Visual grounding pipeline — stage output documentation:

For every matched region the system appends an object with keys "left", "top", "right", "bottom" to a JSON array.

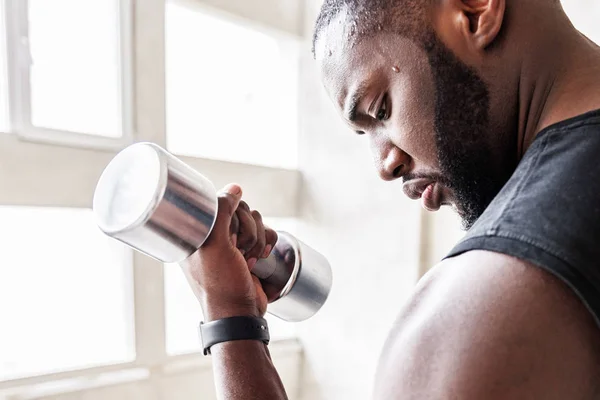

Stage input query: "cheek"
[
  {"left": 389, "top": 69, "right": 439, "bottom": 166},
  {"left": 368, "top": 134, "right": 387, "bottom": 170}
]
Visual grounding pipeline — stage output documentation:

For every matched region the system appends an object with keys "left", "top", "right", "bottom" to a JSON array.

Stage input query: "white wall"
[
  {"left": 292, "top": 17, "right": 427, "bottom": 397},
  {"left": 291, "top": 3, "right": 465, "bottom": 399},
  {"left": 293, "top": 52, "right": 465, "bottom": 400}
]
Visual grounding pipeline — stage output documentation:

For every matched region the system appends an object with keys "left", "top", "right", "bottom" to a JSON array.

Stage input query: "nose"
[{"left": 371, "top": 137, "right": 410, "bottom": 181}]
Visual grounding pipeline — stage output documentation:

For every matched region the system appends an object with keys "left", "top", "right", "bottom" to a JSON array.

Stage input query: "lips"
[
  {"left": 402, "top": 178, "right": 442, "bottom": 211},
  {"left": 421, "top": 183, "right": 442, "bottom": 211}
]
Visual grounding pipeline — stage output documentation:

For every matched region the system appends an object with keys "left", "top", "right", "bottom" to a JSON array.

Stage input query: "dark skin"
[
  {"left": 181, "top": 184, "right": 287, "bottom": 399},
  {"left": 184, "top": 0, "right": 600, "bottom": 398}
]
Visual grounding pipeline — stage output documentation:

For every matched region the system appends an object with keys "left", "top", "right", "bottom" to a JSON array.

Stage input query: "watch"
[{"left": 199, "top": 316, "right": 270, "bottom": 355}]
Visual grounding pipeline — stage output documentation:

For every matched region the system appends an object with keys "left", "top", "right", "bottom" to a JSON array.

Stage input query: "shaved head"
[{"left": 312, "top": 0, "right": 431, "bottom": 57}]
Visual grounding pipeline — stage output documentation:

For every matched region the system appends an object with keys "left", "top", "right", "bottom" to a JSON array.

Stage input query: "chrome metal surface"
[
  {"left": 93, "top": 142, "right": 218, "bottom": 263},
  {"left": 94, "top": 143, "right": 332, "bottom": 321},
  {"left": 260, "top": 232, "right": 333, "bottom": 322}
]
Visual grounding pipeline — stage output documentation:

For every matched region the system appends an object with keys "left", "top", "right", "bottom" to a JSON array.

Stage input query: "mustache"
[{"left": 402, "top": 172, "right": 451, "bottom": 187}]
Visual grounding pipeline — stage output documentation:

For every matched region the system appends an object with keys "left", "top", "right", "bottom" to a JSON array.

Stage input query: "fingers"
[
  {"left": 235, "top": 201, "right": 257, "bottom": 256},
  {"left": 211, "top": 184, "right": 243, "bottom": 240},
  {"left": 264, "top": 227, "right": 278, "bottom": 258},
  {"left": 245, "top": 210, "right": 266, "bottom": 262},
  {"left": 211, "top": 184, "right": 276, "bottom": 263},
  {"left": 230, "top": 212, "right": 240, "bottom": 245}
]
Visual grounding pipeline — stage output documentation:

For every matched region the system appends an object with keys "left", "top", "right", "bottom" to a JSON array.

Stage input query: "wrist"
[
  {"left": 210, "top": 338, "right": 269, "bottom": 356},
  {"left": 202, "top": 300, "right": 262, "bottom": 322},
  {"left": 200, "top": 316, "right": 270, "bottom": 356}
]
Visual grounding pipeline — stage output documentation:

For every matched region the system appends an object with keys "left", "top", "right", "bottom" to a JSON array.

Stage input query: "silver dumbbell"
[{"left": 92, "top": 142, "right": 332, "bottom": 322}]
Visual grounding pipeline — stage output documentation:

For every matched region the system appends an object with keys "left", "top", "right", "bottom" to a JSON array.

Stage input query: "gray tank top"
[{"left": 446, "top": 109, "right": 600, "bottom": 327}]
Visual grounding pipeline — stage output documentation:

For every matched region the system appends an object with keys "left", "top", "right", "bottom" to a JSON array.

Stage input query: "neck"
[{"left": 514, "top": 7, "right": 600, "bottom": 157}]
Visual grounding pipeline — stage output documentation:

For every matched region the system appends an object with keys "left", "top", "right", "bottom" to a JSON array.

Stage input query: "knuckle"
[{"left": 251, "top": 210, "right": 262, "bottom": 220}]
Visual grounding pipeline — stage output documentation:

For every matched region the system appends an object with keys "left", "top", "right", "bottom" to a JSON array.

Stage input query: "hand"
[{"left": 180, "top": 184, "right": 278, "bottom": 321}]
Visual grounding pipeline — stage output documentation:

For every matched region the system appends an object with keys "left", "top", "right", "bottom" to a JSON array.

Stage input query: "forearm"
[
  {"left": 181, "top": 185, "right": 289, "bottom": 399},
  {"left": 211, "top": 340, "right": 288, "bottom": 400},
  {"left": 204, "top": 301, "right": 288, "bottom": 400}
]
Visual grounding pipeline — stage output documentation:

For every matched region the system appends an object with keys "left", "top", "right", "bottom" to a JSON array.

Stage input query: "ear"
[
  {"left": 460, "top": 0, "right": 506, "bottom": 50},
  {"left": 433, "top": 0, "right": 506, "bottom": 54}
]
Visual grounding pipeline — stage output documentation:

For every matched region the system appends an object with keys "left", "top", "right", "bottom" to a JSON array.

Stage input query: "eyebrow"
[{"left": 343, "top": 81, "right": 370, "bottom": 122}]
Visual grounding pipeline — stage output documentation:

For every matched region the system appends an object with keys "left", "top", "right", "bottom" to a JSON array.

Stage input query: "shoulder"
[
  {"left": 464, "top": 117, "right": 600, "bottom": 245},
  {"left": 374, "top": 251, "right": 600, "bottom": 400},
  {"left": 448, "top": 117, "right": 600, "bottom": 327}
]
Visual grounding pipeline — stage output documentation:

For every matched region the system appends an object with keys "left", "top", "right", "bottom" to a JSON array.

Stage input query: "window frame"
[
  {"left": 0, "top": 0, "right": 301, "bottom": 391},
  {"left": 4, "top": 0, "right": 135, "bottom": 150}
]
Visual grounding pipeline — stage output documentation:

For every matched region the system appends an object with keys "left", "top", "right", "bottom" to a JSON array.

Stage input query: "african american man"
[{"left": 182, "top": 0, "right": 600, "bottom": 398}]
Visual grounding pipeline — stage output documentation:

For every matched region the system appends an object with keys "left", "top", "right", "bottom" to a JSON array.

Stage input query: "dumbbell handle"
[{"left": 93, "top": 142, "right": 332, "bottom": 321}]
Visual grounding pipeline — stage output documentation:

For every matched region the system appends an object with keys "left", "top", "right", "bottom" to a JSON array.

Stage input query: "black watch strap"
[{"left": 199, "top": 316, "right": 270, "bottom": 355}]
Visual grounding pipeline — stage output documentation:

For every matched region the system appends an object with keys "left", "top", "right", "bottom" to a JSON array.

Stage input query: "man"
[{"left": 183, "top": 0, "right": 600, "bottom": 398}]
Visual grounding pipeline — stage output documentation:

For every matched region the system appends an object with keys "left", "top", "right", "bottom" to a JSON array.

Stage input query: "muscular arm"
[
  {"left": 203, "top": 304, "right": 288, "bottom": 400},
  {"left": 181, "top": 185, "right": 288, "bottom": 400},
  {"left": 375, "top": 250, "right": 600, "bottom": 400},
  {"left": 211, "top": 341, "right": 287, "bottom": 400}
]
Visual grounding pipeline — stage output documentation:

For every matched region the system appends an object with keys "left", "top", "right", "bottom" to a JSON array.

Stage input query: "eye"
[{"left": 376, "top": 95, "right": 388, "bottom": 121}]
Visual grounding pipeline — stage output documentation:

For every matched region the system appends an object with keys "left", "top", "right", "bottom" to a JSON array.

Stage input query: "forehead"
[{"left": 315, "top": 13, "right": 432, "bottom": 110}]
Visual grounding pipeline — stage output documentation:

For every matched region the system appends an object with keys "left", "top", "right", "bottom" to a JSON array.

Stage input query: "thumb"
[{"left": 212, "top": 183, "right": 243, "bottom": 237}]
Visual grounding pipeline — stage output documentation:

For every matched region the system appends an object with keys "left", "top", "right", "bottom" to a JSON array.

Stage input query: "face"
[{"left": 316, "top": 15, "right": 507, "bottom": 229}]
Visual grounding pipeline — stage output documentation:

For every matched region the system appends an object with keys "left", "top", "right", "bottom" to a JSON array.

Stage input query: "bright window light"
[
  {"left": 28, "top": 0, "right": 122, "bottom": 137},
  {"left": 0, "top": 207, "right": 134, "bottom": 381},
  {"left": 165, "top": 3, "right": 299, "bottom": 169},
  {"left": 164, "top": 218, "right": 298, "bottom": 355}
]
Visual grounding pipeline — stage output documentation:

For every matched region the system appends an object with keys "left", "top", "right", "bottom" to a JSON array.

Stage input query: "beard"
[{"left": 422, "top": 33, "right": 510, "bottom": 230}]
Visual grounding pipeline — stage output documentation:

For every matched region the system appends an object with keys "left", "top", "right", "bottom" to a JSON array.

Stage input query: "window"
[
  {"left": 0, "top": 0, "right": 299, "bottom": 394},
  {"left": 165, "top": 3, "right": 299, "bottom": 169},
  {"left": 0, "top": 207, "right": 134, "bottom": 381},
  {"left": 0, "top": 0, "right": 140, "bottom": 386},
  {"left": 28, "top": 0, "right": 121, "bottom": 136},
  {"left": 4, "top": 0, "right": 132, "bottom": 147},
  {"left": 163, "top": 2, "right": 302, "bottom": 356}
]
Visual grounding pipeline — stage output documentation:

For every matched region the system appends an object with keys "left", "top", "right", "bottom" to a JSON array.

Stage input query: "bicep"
[{"left": 374, "top": 251, "right": 600, "bottom": 400}]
